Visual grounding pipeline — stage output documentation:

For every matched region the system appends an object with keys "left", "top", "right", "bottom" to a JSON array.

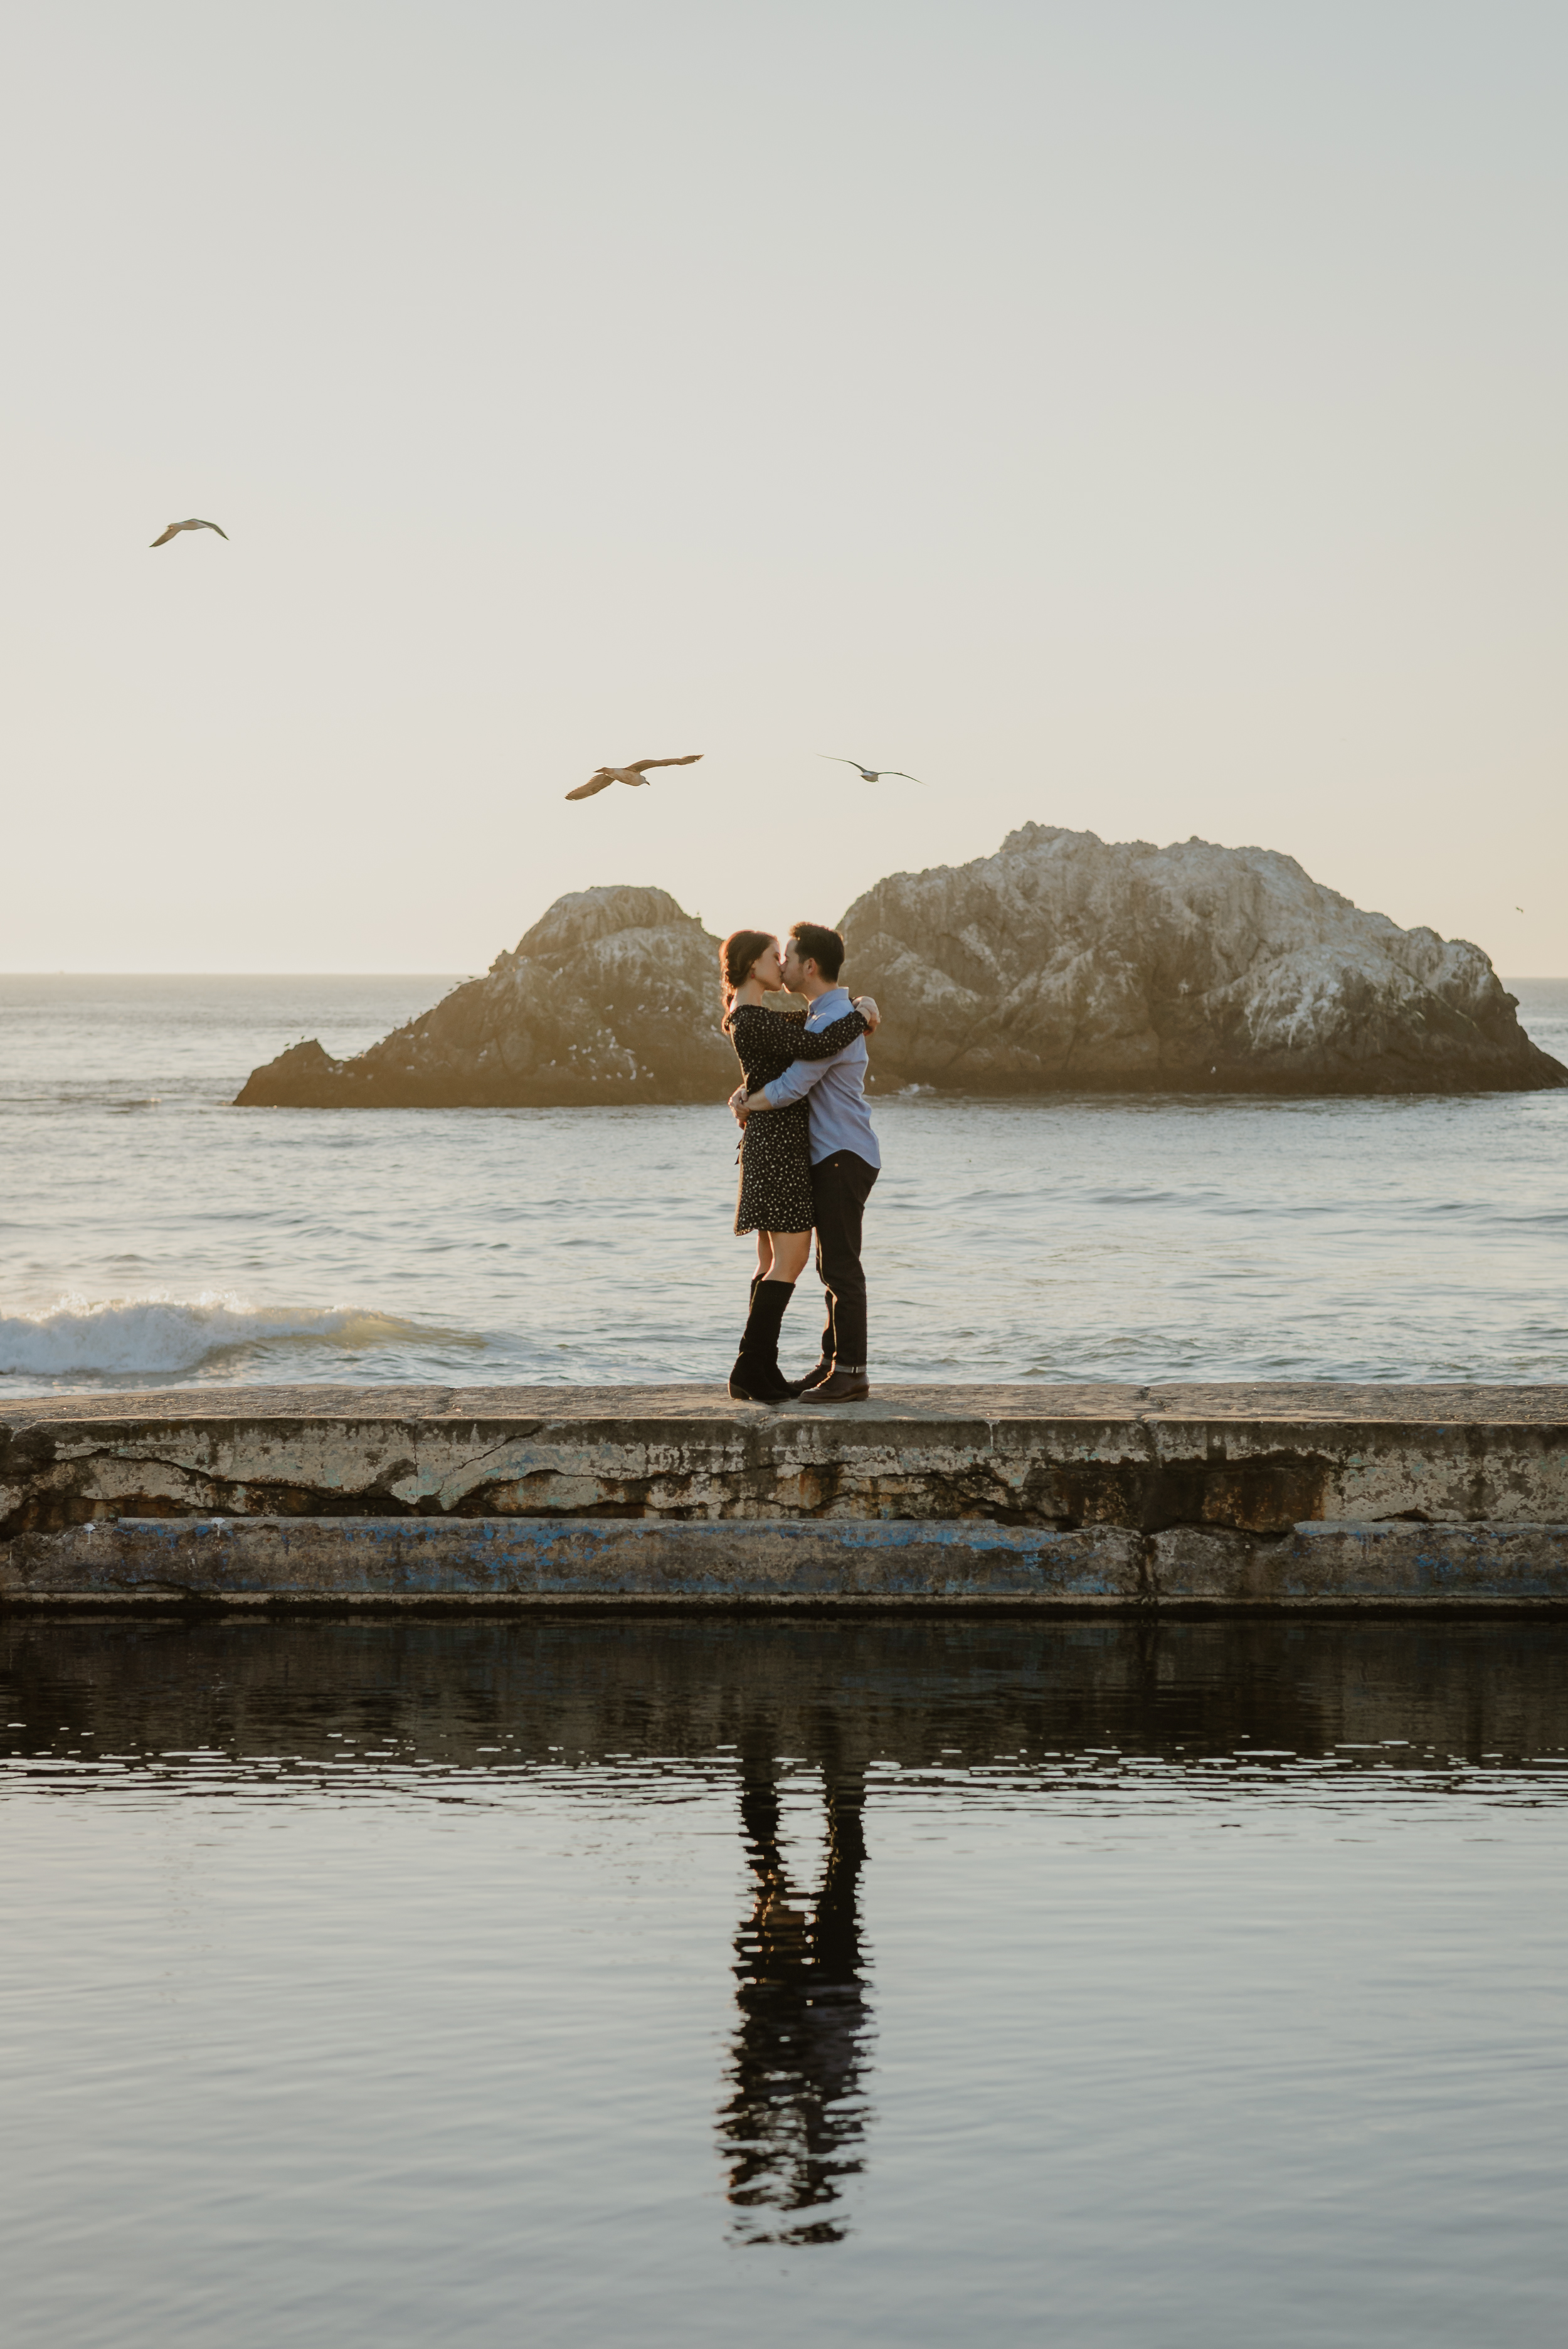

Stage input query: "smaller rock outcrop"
[{"left": 235, "top": 886, "right": 736, "bottom": 1107}]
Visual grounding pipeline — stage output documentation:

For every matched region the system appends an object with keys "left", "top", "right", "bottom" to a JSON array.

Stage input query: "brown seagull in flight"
[
  {"left": 150, "top": 518, "right": 230, "bottom": 548},
  {"left": 818, "top": 754, "right": 926, "bottom": 784},
  {"left": 565, "top": 754, "right": 702, "bottom": 801}
]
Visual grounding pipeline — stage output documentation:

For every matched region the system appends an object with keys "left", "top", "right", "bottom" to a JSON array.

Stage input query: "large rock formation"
[
  {"left": 234, "top": 831, "right": 1564, "bottom": 1106},
  {"left": 235, "top": 886, "right": 736, "bottom": 1107},
  {"left": 841, "top": 824, "right": 1564, "bottom": 1094}
]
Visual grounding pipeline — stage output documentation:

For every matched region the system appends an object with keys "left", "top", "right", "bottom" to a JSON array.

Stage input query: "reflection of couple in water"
[
  {"left": 718, "top": 1751, "right": 872, "bottom": 2246},
  {"left": 720, "top": 920, "right": 882, "bottom": 1406}
]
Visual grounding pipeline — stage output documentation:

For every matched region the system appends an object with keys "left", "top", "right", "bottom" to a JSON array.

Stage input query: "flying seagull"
[
  {"left": 565, "top": 754, "right": 702, "bottom": 802},
  {"left": 150, "top": 519, "right": 229, "bottom": 548},
  {"left": 818, "top": 755, "right": 926, "bottom": 784}
]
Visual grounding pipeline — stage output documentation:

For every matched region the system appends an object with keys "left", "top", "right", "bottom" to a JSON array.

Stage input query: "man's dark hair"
[{"left": 789, "top": 921, "right": 844, "bottom": 982}]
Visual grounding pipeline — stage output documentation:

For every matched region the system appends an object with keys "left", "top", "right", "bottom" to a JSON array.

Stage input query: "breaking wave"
[{"left": 0, "top": 1293, "right": 442, "bottom": 1376}]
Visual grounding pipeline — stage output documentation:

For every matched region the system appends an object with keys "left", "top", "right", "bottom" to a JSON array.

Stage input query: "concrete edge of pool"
[{"left": 6, "top": 1383, "right": 1568, "bottom": 1609}]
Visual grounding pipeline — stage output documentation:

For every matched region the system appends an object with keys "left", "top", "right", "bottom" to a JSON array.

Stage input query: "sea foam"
[{"left": 0, "top": 1293, "right": 425, "bottom": 1376}]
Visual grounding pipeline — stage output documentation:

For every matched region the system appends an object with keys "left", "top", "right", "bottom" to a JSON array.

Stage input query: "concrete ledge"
[
  {"left": 6, "top": 1384, "right": 1568, "bottom": 1530},
  {"left": 1153, "top": 1520, "right": 1568, "bottom": 1603},
  {"left": 3, "top": 1515, "right": 1140, "bottom": 1603},
  {"left": 8, "top": 1514, "right": 1568, "bottom": 1609},
  {"left": 5, "top": 1384, "right": 1568, "bottom": 1609}
]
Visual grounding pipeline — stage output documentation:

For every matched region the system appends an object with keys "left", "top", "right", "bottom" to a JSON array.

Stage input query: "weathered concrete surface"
[
  {"left": 4, "top": 1384, "right": 1567, "bottom": 1606},
  {"left": 10, "top": 1515, "right": 1568, "bottom": 1608},
  {"left": 3, "top": 1517, "right": 1141, "bottom": 1603}
]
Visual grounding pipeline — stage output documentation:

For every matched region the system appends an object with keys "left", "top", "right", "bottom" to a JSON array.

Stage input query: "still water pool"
[{"left": 4, "top": 1616, "right": 1567, "bottom": 2346}]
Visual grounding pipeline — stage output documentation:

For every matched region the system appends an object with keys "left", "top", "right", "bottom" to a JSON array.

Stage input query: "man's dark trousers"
[{"left": 810, "top": 1150, "right": 879, "bottom": 1370}]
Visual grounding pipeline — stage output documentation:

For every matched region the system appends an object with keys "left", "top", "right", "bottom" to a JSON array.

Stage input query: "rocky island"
[
  {"left": 840, "top": 824, "right": 1564, "bottom": 1095},
  {"left": 236, "top": 885, "right": 734, "bottom": 1108},
  {"left": 235, "top": 828, "right": 1564, "bottom": 1106}
]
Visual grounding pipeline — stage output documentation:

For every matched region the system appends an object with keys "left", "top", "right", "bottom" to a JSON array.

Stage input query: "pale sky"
[{"left": 4, "top": 1, "right": 1565, "bottom": 973}]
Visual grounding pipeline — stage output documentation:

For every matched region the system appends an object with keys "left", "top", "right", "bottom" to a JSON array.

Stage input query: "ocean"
[{"left": 2, "top": 972, "right": 1567, "bottom": 1391}]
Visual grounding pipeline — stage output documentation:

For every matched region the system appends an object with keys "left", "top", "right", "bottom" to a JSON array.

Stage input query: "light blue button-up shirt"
[{"left": 761, "top": 985, "right": 881, "bottom": 1169}]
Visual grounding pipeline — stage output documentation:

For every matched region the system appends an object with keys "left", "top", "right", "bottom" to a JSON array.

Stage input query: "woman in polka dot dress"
[{"left": 720, "top": 930, "right": 874, "bottom": 1402}]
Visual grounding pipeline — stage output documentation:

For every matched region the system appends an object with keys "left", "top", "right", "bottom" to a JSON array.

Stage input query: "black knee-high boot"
[{"left": 728, "top": 1279, "right": 800, "bottom": 1403}]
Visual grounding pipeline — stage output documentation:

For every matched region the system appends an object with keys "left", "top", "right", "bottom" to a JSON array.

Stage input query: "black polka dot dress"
[{"left": 728, "top": 1004, "right": 868, "bottom": 1236}]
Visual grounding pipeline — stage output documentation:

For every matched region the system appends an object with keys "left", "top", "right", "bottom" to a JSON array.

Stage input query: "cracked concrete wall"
[
  {"left": 6, "top": 1386, "right": 1568, "bottom": 1605},
  {"left": 4, "top": 1389, "right": 1568, "bottom": 1541}
]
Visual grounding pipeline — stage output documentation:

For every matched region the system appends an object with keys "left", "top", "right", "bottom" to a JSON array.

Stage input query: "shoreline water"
[{"left": 4, "top": 975, "right": 1568, "bottom": 1396}]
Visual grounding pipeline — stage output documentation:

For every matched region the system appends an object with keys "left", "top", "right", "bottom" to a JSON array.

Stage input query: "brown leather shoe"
[
  {"left": 795, "top": 1359, "right": 833, "bottom": 1393},
  {"left": 798, "top": 1369, "right": 869, "bottom": 1403}
]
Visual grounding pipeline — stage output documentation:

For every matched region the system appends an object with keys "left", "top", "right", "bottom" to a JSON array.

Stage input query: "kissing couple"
[{"left": 721, "top": 920, "right": 882, "bottom": 1406}]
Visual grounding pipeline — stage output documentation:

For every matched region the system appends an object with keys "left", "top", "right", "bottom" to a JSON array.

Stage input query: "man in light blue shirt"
[{"left": 731, "top": 921, "right": 881, "bottom": 1402}]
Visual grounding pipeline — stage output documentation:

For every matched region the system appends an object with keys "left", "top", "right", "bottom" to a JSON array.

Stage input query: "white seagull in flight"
[
  {"left": 150, "top": 518, "right": 229, "bottom": 548},
  {"left": 565, "top": 754, "right": 703, "bottom": 801},
  {"left": 818, "top": 755, "right": 926, "bottom": 784}
]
